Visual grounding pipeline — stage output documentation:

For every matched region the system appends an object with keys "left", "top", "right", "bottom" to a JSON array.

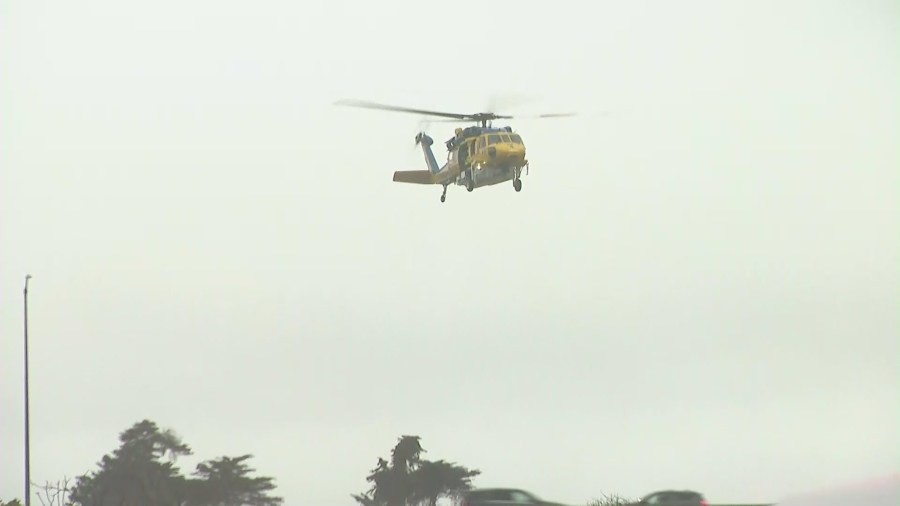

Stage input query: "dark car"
[
  {"left": 633, "top": 490, "right": 708, "bottom": 506},
  {"left": 460, "top": 488, "right": 566, "bottom": 506}
]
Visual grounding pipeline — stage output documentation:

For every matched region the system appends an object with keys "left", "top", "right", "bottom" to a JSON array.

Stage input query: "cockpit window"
[
  {"left": 509, "top": 134, "right": 523, "bottom": 144},
  {"left": 488, "top": 134, "right": 502, "bottom": 144}
]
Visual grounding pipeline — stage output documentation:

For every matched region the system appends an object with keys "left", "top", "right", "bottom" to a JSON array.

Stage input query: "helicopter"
[{"left": 335, "top": 99, "right": 574, "bottom": 202}]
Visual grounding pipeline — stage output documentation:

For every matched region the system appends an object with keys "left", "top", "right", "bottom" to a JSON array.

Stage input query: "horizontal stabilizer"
[{"left": 393, "top": 170, "right": 437, "bottom": 184}]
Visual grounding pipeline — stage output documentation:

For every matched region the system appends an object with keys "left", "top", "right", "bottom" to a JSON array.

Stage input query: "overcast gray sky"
[{"left": 1, "top": 0, "right": 898, "bottom": 504}]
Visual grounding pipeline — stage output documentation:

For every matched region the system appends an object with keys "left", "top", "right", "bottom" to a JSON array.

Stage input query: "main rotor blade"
[
  {"left": 414, "top": 113, "right": 576, "bottom": 125},
  {"left": 426, "top": 118, "right": 474, "bottom": 123},
  {"left": 334, "top": 99, "right": 473, "bottom": 120},
  {"left": 430, "top": 112, "right": 578, "bottom": 121},
  {"left": 509, "top": 112, "right": 577, "bottom": 119}
]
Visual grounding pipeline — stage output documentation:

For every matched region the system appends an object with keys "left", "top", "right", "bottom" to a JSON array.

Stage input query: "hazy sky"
[{"left": 1, "top": 0, "right": 897, "bottom": 505}]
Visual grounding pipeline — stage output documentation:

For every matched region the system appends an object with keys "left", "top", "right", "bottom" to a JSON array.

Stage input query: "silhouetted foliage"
[
  {"left": 391, "top": 435, "right": 424, "bottom": 474},
  {"left": 189, "top": 455, "right": 283, "bottom": 506},
  {"left": 1, "top": 499, "right": 24, "bottom": 506},
  {"left": 69, "top": 419, "right": 192, "bottom": 506},
  {"left": 66, "top": 419, "right": 281, "bottom": 506},
  {"left": 587, "top": 493, "right": 636, "bottom": 506},
  {"left": 411, "top": 460, "right": 480, "bottom": 506},
  {"left": 354, "top": 435, "right": 480, "bottom": 506}
]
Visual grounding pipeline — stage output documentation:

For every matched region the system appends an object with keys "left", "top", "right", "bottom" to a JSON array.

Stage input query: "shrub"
[{"left": 587, "top": 492, "right": 635, "bottom": 506}]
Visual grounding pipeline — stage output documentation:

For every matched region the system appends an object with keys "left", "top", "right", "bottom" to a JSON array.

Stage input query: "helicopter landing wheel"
[
  {"left": 513, "top": 178, "right": 522, "bottom": 192},
  {"left": 466, "top": 180, "right": 474, "bottom": 192},
  {"left": 440, "top": 185, "right": 448, "bottom": 203}
]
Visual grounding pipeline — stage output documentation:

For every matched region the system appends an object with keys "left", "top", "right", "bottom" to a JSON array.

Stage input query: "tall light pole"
[{"left": 24, "top": 274, "right": 32, "bottom": 506}]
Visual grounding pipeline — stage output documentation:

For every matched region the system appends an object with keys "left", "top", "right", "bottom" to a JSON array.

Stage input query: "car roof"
[
  {"left": 467, "top": 488, "right": 530, "bottom": 492},
  {"left": 464, "top": 488, "right": 536, "bottom": 497},
  {"left": 643, "top": 490, "right": 704, "bottom": 498}
]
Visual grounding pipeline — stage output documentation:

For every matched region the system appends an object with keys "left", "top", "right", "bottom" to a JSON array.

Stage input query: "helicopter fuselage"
[
  {"left": 437, "top": 126, "right": 528, "bottom": 192},
  {"left": 394, "top": 126, "right": 528, "bottom": 190},
  {"left": 335, "top": 97, "right": 570, "bottom": 202}
]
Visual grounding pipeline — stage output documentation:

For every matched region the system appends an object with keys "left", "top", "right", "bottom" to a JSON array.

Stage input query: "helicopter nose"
[{"left": 492, "top": 143, "right": 525, "bottom": 163}]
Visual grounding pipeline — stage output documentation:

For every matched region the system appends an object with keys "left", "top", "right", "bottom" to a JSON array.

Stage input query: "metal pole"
[{"left": 24, "top": 274, "right": 31, "bottom": 506}]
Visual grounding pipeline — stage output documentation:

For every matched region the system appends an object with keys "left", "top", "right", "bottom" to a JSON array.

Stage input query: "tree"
[
  {"left": 188, "top": 455, "right": 282, "bottom": 506},
  {"left": 1, "top": 499, "right": 23, "bottom": 506},
  {"left": 68, "top": 419, "right": 192, "bottom": 506},
  {"left": 67, "top": 419, "right": 282, "bottom": 506},
  {"left": 34, "top": 477, "right": 73, "bottom": 506},
  {"left": 354, "top": 457, "right": 405, "bottom": 506},
  {"left": 354, "top": 436, "right": 480, "bottom": 506},
  {"left": 390, "top": 436, "right": 424, "bottom": 474},
  {"left": 411, "top": 460, "right": 479, "bottom": 506}
]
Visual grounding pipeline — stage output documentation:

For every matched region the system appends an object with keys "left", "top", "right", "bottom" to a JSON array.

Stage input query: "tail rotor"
[{"left": 413, "top": 116, "right": 432, "bottom": 150}]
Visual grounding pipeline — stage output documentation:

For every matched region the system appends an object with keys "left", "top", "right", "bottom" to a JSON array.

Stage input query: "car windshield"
[{"left": 515, "top": 491, "right": 539, "bottom": 501}]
